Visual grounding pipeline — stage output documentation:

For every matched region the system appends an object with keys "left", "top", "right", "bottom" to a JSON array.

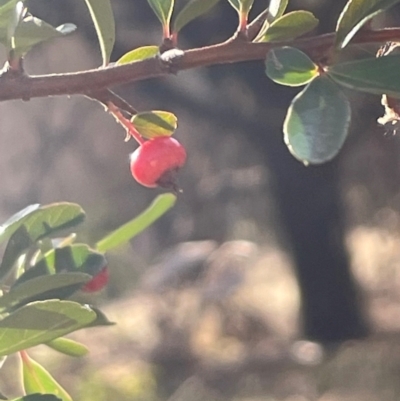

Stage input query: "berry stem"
[{"left": 107, "top": 101, "right": 145, "bottom": 144}]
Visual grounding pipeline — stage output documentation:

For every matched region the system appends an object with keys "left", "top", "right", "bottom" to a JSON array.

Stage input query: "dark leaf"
[{"left": 283, "top": 76, "right": 351, "bottom": 164}]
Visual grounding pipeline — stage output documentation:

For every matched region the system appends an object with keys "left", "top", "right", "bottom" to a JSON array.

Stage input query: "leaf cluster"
[{"left": 0, "top": 195, "right": 176, "bottom": 401}]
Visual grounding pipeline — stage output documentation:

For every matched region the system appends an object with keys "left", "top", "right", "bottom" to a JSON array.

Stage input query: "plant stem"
[
  {"left": 107, "top": 102, "right": 145, "bottom": 145},
  {"left": 1, "top": 28, "right": 400, "bottom": 103}
]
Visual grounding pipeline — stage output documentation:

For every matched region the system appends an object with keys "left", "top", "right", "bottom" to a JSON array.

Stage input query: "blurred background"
[{"left": 3, "top": 0, "right": 400, "bottom": 400}]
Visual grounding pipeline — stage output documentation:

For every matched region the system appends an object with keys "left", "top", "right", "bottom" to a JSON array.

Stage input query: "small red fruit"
[
  {"left": 130, "top": 136, "right": 187, "bottom": 189},
  {"left": 82, "top": 267, "right": 109, "bottom": 293}
]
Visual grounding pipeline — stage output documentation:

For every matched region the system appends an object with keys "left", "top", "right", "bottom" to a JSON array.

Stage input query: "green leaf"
[
  {"left": 11, "top": 395, "right": 62, "bottom": 401},
  {"left": 11, "top": 16, "right": 76, "bottom": 58},
  {"left": 0, "top": 225, "right": 31, "bottom": 283},
  {"left": 0, "top": 0, "right": 25, "bottom": 47},
  {"left": 85, "top": 306, "right": 114, "bottom": 327},
  {"left": 131, "top": 111, "right": 178, "bottom": 139},
  {"left": 267, "top": 0, "right": 289, "bottom": 22},
  {"left": 328, "top": 54, "right": 400, "bottom": 97},
  {"left": 147, "top": 0, "right": 174, "bottom": 30},
  {"left": 21, "top": 352, "right": 72, "bottom": 401},
  {"left": 45, "top": 337, "right": 89, "bottom": 357},
  {"left": 0, "top": 203, "right": 85, "bottom": 245},
  {"left": 96, "top": 193, "right": 177, "bottom": 252},
  {"left": 226, "top": 0, "right": 253, "bottom": 13},
  {"left": 283, "top": 76, "right": 351, "bottom": 164},
  {"left": 0, "top": 300, "right": 96, "bottom": 356},
  {"left": 258, "top": 11, "right": 319, "bottom": 42},
  {"left": 0, "top": 204, "right": 39, "bottom": 241},
  {"left": 0, "top": 273, "right": 91, "bottom": 312},
  {"left": 336, "top": 0, "right": 400, "bottom": 49},
  {"left": 265, "top": 46, "right": 319, "bottom": 86},
  {"left": 116, "top": 46, "right": 159, "bottom": 65},
  {"left": 226, "top": 0, "right": 240, "bottom": 12},
  {"left": 173, "top": 0, "right": 219, "bottom": 33},
  {"left": 83, "top": 0, "right": 115, "bottom": 65},
  {"left": 14, "top": 244, "right": 107, "bottom": 288}
]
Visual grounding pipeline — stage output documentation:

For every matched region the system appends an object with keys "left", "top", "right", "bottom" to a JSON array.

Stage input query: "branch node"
[{"left": 159, "top": 48, "right": 185, "bottom": 74}]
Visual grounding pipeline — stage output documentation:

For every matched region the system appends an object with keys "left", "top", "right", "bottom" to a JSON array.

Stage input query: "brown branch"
[{"left": 1, "top": 28, "right": 400, "bottom": 103}]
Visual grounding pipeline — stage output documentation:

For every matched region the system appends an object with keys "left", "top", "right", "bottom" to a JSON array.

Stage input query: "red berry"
[
  {"left": 130, "top": 136, "right": 187, "bottom": 189},
  {"left": 82, "top": 267, "right": 109, "bottom": 293}
]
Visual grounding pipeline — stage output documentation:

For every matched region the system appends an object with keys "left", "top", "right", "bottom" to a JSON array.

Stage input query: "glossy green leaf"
[
  {"left": 147, "top": 0, "right": 174, "bottom": 29},
  {"left": 45, "top": 337, "right": 89, "bottom": 357},
  {"left": 336, "top": 0, "right": 400, "bottom": 49},
  {"left": 0, "top": 300, "right": 96, "bottom": 356},
  {"left": 265, "top": 46, "right": 319, "bottom": 86},
  {"left": 258, "top": 11, "right": 319, "bottom": 42},
  {"left": 0, "top": 203, "right": 85, "bottom": 245},
  {"left": 11, "top": 395, "right": 62, "bottom": 401},
  {"left": 11, "top": 16, "right": 76, "bottom": 57},
  {"left": 83, "top": 0, "right": 115, "bottom": 65},
  {"left": 131, "top": 111, "right": 178, "bottom": 139},
  {"left": 173, "top": 0, "right": 219, "bottom": 33},
  {"left": 328, "top": 54, "right": 400, "bottom": 97},
  {"left": 0, "top": 225, "right": 31, "bottom": 283},
  {"left": 0, "top": 273, "right": 91, "bottom": 312},
  {"left": 267, "top": 0, "right": 289, "bottom": 22},
  {"left": 116, "top": 46, "right": 159, "bottom": 65},
  {"left": 96, "top": 193, "right": 177, "bottom": 252},
  {"left": 283, "top": 76, "right": 351, "bottom": 164},
  {"left": 21, "top": 352, "right": 72, "bottom": 401}
]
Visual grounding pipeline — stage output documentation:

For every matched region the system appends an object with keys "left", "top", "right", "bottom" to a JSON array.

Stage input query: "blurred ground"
[{"left": 1, "top": 229, "right": 400, "bottom": 401}]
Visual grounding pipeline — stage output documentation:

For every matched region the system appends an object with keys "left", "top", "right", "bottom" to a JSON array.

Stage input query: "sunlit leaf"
[
  {"left": 96, "top": 193, "right": 176, "bottom": 252},
  {"left": 12, "top": 16, "right": 76, "bottom": 57},
  {"left": 0, "top": 0, "right": 25, "bottom": 47},
  {"left": 173, "top": 0, "right": 219, "bottom": 33},
  {"left": 267, "top": 0, "right": 289, "bottom": 22},
  {"left": 0, "top": 203, "right": 85, "bottom": 245},
  {"left": 83, "top": 0, "right": 115, "bottom": 65},
  {"left": 265, "top": 46, "right": 319, "bottom": 86},
  {"left": 336, "top": 0, "right": 400, "bottom": 49},
  {"left": 0, "top": 300, "right": 96, "bottom": 356},
  {"left": 328, "top": 54, "right": 400, "bottom": 97},
  {"left": 257, "top": 11, "right": 318, "bottom": 42},
  {"left": 0, "top": 273, "right": 91, "bottom": 311},
  {"left": 283, "top": 76, "right": 351, "bottom": 164},
  {"left": 21, "top": 352, "right": 72, "bottom": 401},
  {"left": 0, "top": 225, "right": 31, "bottom": 283},
  {"left": 131, "top": 111, "right": 177, "bottom": 139},
  {"left": 116, "top": 46, "right": 159, "bottom": 65},
  {"left": 45, "top": 337, "right": 89, "bottom": 357}
]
